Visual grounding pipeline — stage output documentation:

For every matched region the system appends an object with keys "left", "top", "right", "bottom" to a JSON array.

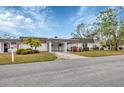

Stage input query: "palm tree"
[
  {"left": 23, "top": 37, "right": 42, "bottom": 50},
  {"left": 23, "top": 37, "right": 34, "bottom": 49},
  {"left": 32, "top": 39, "right": 42, "bottom": 50}
]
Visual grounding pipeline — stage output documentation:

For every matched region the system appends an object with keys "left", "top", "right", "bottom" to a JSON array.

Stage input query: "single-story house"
[
  {"left": 0, "top": 37, "right": 97, "bottom": 53},
  {"left": 0, "top": 38, "right": 20, "bottom": 53}
]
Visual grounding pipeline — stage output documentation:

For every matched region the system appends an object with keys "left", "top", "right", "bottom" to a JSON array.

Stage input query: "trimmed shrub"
[
  {"left": 100, "top": 47, "right": 104, "bottom": 50},
  {"left": 16, "top": 48, "right": 40, "bottom": 55},
  {"left": 26, "top": 48, "right": 32, "bottom": 51},
  {"left": 16, "top": 49, "right": 25, "bottom": 54},
  {"left": 93, "top": 47, "right": 99, "bottom": 50},
  {"left": 21, "top": 50, "right": 28, "bottom": 55},
  {"left": 33, "top": 50, "right": 40, "bottom": 53},
  {"left": 26, "top": 49, "right": 33, "bottom": 54}
]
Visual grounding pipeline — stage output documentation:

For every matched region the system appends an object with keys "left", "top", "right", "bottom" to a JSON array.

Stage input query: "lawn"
[
  {"left": 0, "top": 51, "right": 57, "bottom": 65},
  {"left": 73, "top": 50, "right": 124, "bottom": 57}
]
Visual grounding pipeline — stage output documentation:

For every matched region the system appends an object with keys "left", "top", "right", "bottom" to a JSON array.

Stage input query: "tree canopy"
[
  {"left": 71, "top": 23, "right": 98, "bottom": 39},
  {"left": 71, "top": 6, "right": 124, "bottom": 51},
  {"left": 96, "top": 6, "right": 124, "bottom": 50},
  {"left": 23, "top": 37, "right": 42, "bottom": 50}
]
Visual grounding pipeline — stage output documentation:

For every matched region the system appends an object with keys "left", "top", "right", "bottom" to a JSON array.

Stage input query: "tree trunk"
[
  {"left": 115, "top": 39, "right": 119, "bottom": 51},
  {"left": 30, "top": 45, "right": 33, "bottom": 49},
  {"left": 113, "top": 31, "right": 118, "bottom": 51},
  {"left": 35, "top": 47, "right": 37, "bottom": 50}
]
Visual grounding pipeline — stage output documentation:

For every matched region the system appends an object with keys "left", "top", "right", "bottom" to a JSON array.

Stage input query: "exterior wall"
[
  {"left": 0, "top": 42, "right": 4, "bottom": 53},
  {"left": 87, "top": 43, "right": 95, "bottom": 48},
  {"left": 0, "top": 41, "right": 21, "bottom": 53},
  {"left": 8, "top": 41, "right": 21, "bottom": 52},
  {"left": 119, "top": 45, "right": 124, "bottom": 49},
  {"left": 119, "top": 45, "right": 124, "bottom": 48},
  {"left": 68, "top": 43, "right": 96, "bottom": 49},
  {"left": 68, "top": 43, "right": 97, "bottom": 50},
  {"left": 67, "top": 43, "right": 83, "bottom": 51},
  {"left": 49, "top": 42, "right": 96, "bottom": 52},
  {"left": 0, "top": 38, "right": 96, "bottom": 53},
  {"left": 36, "top": 43, "right": 48, "bottom": 51},
  {"left": 19, "top": 43, "right": 48, "bottom": 51}
]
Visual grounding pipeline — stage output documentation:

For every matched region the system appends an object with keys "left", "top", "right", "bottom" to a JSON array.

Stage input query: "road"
[{"left": 0, "top": 55, "right": 124, "bottom": 87}]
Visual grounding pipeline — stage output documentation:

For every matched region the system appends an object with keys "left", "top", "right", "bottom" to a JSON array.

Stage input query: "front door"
[{"left": 4, "top": 43, "right": 9, "bottom": 52}]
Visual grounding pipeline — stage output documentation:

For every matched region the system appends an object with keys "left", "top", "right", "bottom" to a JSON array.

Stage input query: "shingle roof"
[
  {"left": 20, "top": 37, "right": 48, "bottom": 40},
  {"left": 0, "top": 37, "right": 94, "bottom": 43},
  {"left": 47, "top": 38, "right": 94, "bottom": 43},
  {"left": 0, "top": 38, "right": 20, "bottom": 42}
]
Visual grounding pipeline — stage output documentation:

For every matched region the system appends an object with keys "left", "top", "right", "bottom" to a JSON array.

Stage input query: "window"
[{"left": 11, "top": 42, "right": 16, "bottom": 45}]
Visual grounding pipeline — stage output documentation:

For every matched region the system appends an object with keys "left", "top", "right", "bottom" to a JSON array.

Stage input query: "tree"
[
  {"left": 54, "top": 36, "right": 58, "bottom": 38},
  {"left": 96, "top": 6, "right": 124, "bottom": 51},
  {"left": 23, "top": 37, "right": 34, "bottom": 49},
  {"left": 119, "top": 19, "right": 124, "bottom": 43},
  {"left": 32, "top": 39, "right": 41, "bottom": 50},
  {"left": 99, "top": 39, "right": 106, "bottom": 47},
  {"left": 23, "top": 37, "right": 42, "bottom": 50},
  {"left": 71, "top": 23, "right": 98, "bottom": 39}
]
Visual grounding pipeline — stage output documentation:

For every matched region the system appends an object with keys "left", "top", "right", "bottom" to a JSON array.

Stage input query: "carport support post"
[
  {"left": 64, "top": 42, "right": 67, "bottom": 52},
  {"left": 48, "top": 41, "right": 52, "bottom": 52}
]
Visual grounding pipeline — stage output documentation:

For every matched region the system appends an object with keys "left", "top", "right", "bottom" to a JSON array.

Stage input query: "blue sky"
[{"left": 0, "top": 6, "right": 110, "bottom": 38}]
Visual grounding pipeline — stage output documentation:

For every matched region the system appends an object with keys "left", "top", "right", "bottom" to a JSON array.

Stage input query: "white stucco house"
[{"left": 0, "top": 37, "right": 97, "bottom": 53}]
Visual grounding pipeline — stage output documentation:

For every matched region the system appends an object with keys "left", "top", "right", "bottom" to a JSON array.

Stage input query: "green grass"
[
  {"left": 73, "top": 50, "right": 124, "bottom": 57},
  {"left": 0, "top": 51, "right": 57, "bottom": 65}
]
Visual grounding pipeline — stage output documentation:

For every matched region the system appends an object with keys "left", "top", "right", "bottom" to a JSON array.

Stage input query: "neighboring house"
[
  {"left": 0, "top": 37, "right": 95, "bottom": 53},
  {"left": 0, "top": 38, "right": 20, "bottom": 53}
]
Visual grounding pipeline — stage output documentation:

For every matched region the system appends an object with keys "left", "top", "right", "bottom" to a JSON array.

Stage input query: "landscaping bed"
[
  {"left": 0, "top": 51, "right": 57, "bottom": 65},
  {"left": 72, "top": 50, "right": 124, "bottom": 57}
]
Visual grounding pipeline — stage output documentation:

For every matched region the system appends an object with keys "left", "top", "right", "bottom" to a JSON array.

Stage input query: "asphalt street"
[{"left": 0, "top": 55, "right": 124, "bottom": 87}]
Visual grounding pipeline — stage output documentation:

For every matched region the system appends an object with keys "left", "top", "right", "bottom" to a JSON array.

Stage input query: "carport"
[{"left": 47, "top": 38, "right": 94, "bottom": 52}]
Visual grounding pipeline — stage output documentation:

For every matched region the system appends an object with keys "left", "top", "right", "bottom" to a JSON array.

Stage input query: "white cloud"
[
  {"left": 16, "top": 15, "right": 24, "bottom": 20},
  {"left": 25, "top": 18, "right": 33, "bottom": 24},
  {"left": 0, "top": 6, "right": 57, "bottom": 36}
]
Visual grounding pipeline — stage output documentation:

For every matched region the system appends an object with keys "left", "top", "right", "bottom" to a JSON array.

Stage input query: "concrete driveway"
[
  {"left": 0, "top": 55, "right": 124, "bottom": 87},
  {"left": 53, "top": 52, "right": 87, "bottom": 60}
]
